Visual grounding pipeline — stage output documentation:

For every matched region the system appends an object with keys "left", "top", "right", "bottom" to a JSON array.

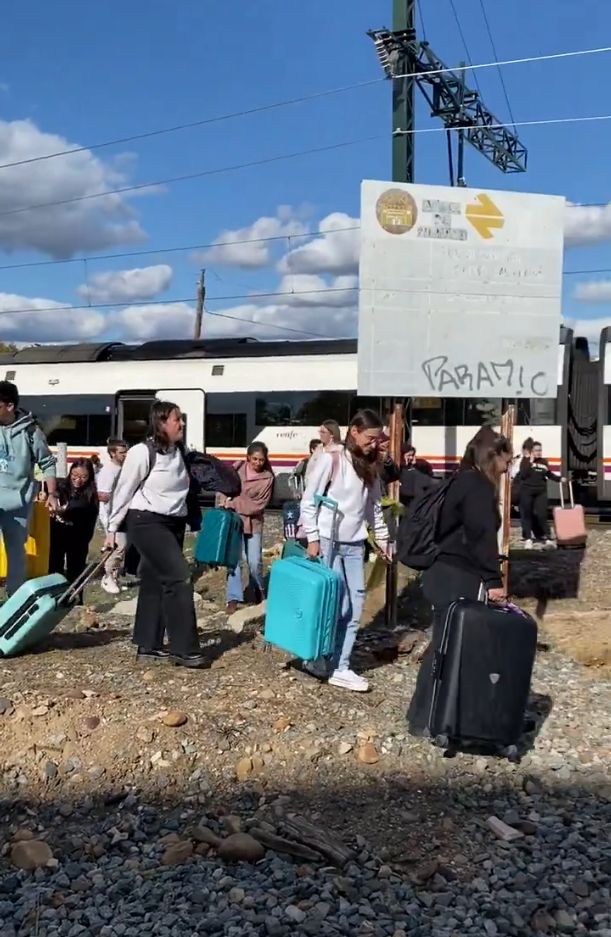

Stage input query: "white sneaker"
[
  {"left": 328, "top": 669, "right": 369, "bottom": 693},
  {"left": 524, "top": 539, "right": 534, "bottom": 550},
  {"left": 543, "top": 539, "right": 556, "bottom": 550},
  {"left": 101, "top": 575, "right": 121, "bottom": 596}
]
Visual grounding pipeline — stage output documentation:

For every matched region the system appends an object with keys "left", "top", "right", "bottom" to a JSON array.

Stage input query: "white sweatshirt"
[
  {"left": 300, "top": 449, "right": 388, "bottom": 545},
  {"left": 107, "top": 443, "right": 189, "bottom": 533}
]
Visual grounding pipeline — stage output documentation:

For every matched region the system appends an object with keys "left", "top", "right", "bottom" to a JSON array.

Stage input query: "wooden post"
[
  {"left": 499, "top": 405, "right": 515, "bottom": 594},
  {"left": 385, "top": 401, "right": 404, "bottom": 627},
  {"left": 193, "top": 269, "right": 206, "bottom": 340}
]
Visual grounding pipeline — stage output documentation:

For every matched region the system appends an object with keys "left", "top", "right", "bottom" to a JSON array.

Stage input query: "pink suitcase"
[{"left": 553, "top": 481, "right": 587, "bottom": 547}]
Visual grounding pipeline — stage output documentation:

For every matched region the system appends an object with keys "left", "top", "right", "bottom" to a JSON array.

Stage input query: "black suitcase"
[{"left": 427, "top": 599, "right": 537, "bottom": 758}]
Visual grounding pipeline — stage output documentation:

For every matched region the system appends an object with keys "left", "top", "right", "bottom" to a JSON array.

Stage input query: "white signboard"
[{"left": 358, "top": 180, "right": 565, "bottom": 398}]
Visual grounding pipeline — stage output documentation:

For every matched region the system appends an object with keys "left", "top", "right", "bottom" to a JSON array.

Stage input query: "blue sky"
[{"left": 0, "top": 0, "right": 609, "bottom": 345}]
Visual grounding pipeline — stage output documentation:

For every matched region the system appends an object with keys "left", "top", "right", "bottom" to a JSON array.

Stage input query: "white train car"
[
  {"left": 598, "top": 327, "right": 611, "bottom": 501},
  {"left": 0, "top": 331, "right": 572, "bottom": 501}
]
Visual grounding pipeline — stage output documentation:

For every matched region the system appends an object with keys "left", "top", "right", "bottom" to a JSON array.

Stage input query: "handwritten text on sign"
[{"left": 421, "top": 355, "right": 548, "bottom": 397}]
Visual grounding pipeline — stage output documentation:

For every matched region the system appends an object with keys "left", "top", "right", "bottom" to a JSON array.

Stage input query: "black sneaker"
[
  {"left": 171, "top": 652, "right": 207, "bottom": 669},
  {"left": 136, "top": 647, "right": 171, "bottom": 663}
]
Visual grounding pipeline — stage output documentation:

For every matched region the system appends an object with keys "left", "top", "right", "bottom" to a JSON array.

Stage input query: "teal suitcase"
[
  {"left": 0, "top": 557, "right": 107, "bottom": 657},
  {"left": 264, "top": 496, "right": 341, "bottom": 660},
  {"left": 195, "top": 508, "right": 243, "bottom": 568}
]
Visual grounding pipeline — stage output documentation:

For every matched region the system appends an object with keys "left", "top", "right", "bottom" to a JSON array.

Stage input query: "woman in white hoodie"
[{"left": 300, "top": 409, "right": 389, "bottom": 693}]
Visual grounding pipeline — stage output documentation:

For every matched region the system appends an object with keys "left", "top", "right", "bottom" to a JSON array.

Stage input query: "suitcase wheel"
[
  {"left": 503, "top": 744, "right": 520, "bottom": 763},
  {"left": 433, "top": 733, "right": 449, "bottom": 749}
]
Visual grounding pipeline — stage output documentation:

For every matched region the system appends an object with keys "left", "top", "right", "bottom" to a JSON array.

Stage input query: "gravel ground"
[{"left": 0, "top": 516, "right": 609, "bottom": 937}]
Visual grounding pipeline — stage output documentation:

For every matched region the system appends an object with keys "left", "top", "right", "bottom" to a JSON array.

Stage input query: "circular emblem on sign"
[{"left": 376, "top": 188, "right": 418, "bottom": 234}]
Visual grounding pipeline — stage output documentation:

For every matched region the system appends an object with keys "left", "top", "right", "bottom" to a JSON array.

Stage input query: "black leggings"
[
  {"left": 519, "top": 489, "right": 550, "bottom": 540},
  {"left": 126, "top": 510, "right": 199, "bottom": 656},
  {"left": 407, "top": 561, "right": 483, "bottom": 734},
  {"left": 49, "top": 522, "right": 91, "bottom": 605}
]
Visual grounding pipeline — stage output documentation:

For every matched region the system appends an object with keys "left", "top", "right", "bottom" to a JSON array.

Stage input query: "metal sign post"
[{"left": 499, "top": 405, "right": 516, "bottom": 594}]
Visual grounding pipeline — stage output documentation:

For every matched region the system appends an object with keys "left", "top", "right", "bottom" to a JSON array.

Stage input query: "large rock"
[
  {"left": 217, "top": 833, "right": 265, "bottom": 863},
  {"left": 161, "top": 840, "right": 193, "bottom": 866},
  {"left": 227, "top": 602, "right": 266, "bottom": 634},
  {"left": 11, "top": 840, "right": 53, "bottom": 871},
  {"left": 113, "top": 597, "right": 138, "bottom": 616}
]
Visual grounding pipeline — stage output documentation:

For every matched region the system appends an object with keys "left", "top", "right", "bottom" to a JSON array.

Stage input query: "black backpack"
[
  {"left": 183, "top": 450, "right": 241, "bottom": 498},
  {"left": 397, "top": 476, "right": 455, "bottom": 571}
]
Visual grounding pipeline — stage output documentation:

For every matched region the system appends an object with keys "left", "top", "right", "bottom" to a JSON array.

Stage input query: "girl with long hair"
[
  {"left": 224, "top": 441, "right": 274, "bottom": 613},
  {"left": 49, "top": 458, "right": 99, "bottom": 602},
  {"left": 407, "top": 425, "right": 513, "bottom": 733},
  {"left": 300, "top": 409, "right": 389, "bottom": 693},
  {"left": 105, "top": 401, "right": 204, "bottom": 668}
]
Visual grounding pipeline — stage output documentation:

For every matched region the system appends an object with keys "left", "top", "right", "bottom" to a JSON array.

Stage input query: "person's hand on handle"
[
  {"left": 104, "top": 532, "right": 116, "bottom": 553},
  {"left": 487, "top": 586, "right": 507, "bottom": 604},
  {"left": 46, "top": 493, "right": 60, "bottom": 516},
  {"left": 307, "top": 541, "right": 320, "bottom": 560}
]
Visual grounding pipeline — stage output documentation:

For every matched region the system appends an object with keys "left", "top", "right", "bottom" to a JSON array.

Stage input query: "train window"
[
  {"left": 20, "top": 395, "right": 113, "bottom": 446},
  {"left": 205, "top": 413, "right": 247, "bottom": 448},
  {"left": 118, "top": 397, "right": 154, "bottom": 446},
  {"left": 513, "top": 398, "right": 557, "bottom": 425},
  {"left": 255, "top": 391, "right": 353, "bottom": 427},
  {"left": 411, "top": 397, "right": 444, "bottom": 426},
  {"left": 464, "top": 398, "right": 502, "bottom": 425}
]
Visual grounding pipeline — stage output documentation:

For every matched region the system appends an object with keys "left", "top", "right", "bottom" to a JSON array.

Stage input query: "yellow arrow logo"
[{"left": 465, "top": 193, "right": 504, "bottom": 239}]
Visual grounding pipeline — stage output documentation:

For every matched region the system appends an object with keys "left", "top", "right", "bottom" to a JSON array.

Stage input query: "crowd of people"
[{"left": 0, "top": 375, "right": 565, "bottom": 695}]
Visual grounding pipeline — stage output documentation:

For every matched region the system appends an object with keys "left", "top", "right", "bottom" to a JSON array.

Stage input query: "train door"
[{"left": 155, "top": 388, "right": 205, "bottom": 451}]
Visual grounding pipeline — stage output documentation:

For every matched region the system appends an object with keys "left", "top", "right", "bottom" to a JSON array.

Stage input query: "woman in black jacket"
[
  {"left": 49, "top": 458, "right": 98, "bottom": 602},
  {"left": 407, "top": 426, "right": 513, "bottom": 734}
]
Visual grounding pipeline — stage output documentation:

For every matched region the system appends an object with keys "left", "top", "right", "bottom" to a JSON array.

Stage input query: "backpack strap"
[{"left": 324, "top": 450, "right": 341, "bottom": 495}]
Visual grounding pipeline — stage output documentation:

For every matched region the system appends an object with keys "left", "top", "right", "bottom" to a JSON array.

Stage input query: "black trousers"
[
  {"left": 519, "top": 489, "right": 550, "bottom": 540},
  {"left": 49, "top": 522, "right": 91, "bottom": 605},
  {"left": 126, "top": 510, "right": 199, "bottom": 656},
  {"left": 407, "top": 561, "right": 483, "bottom": 734}
]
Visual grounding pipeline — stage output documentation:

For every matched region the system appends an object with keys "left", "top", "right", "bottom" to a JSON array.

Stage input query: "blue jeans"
[
  {"left": 320, "top": 538, "right": 366, "bottom": 672},
  {"left": 0, "top": 508, "right": 30, "bottom": 596},
  {"left": 227, "top": 532, "right": 264, "bottom": 603}
]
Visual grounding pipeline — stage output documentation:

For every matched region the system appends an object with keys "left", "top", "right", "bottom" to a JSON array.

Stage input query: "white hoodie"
[{"left": 300, "top": 449, "right": 388, "bottom": 545}]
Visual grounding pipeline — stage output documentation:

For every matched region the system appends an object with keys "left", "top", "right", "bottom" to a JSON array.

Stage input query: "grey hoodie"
[{"left": 0, "top": 410, "right": 56, "bottom": 513}]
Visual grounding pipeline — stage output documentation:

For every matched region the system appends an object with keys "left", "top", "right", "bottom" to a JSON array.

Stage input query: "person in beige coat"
[{"left": 224, "top": 442, "right": 274, "bottom": 612}]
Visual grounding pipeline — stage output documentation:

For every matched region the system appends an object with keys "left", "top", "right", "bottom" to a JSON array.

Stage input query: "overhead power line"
[
  {"left": 0, "top": 286, "right": 359, "bottom": 318},
  {"left": 0, "top": 200, "right": 607, "bottom": 274},
  {"left": 2, "top": 110, "right": 611, "bottom": 222},
  {"left": 394, "top": 112, "right": 611, "bottom": 135},
  {"left": 0, "top": 135, "right": 383, "bottom": 219},
  {"left": 448, "top": 0, "right": 483, "bottom": 96},
  {"left": 0, "top": 44, "right": 608, "bottom": 174},
  {"left": 477, "top": 0, "right": 517, "bottom": 129},
  {"left": 0, "top": 267, "right": 607, "bottom": 320},
  {"left": 392, "top": 44, "right": 611, "bottom": 81}
]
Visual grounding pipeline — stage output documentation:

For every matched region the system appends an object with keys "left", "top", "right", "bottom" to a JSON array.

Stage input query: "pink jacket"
[{"left": 224, "top": 461, "right": 274, "bottom": 535}]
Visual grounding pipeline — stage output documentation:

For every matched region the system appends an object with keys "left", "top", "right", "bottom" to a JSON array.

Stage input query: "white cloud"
[
  {"left": 0, "top": 292, "right": 104, "bottom": 343},
  {"left": 0, "top": 118, "right": 149, "bottom": 258},
  {"left": 108, "top": 302, "right": 195, "bottom": 341},
  {"left": 572, "top": 280, "right": 611, "bottom": 304},
  {"left": 76, "top": 264, "right": 173, "bottom": 304},
  {"left": 564, "top": 202, "right": 611, "bottom": 247},
  {"left": 196, "top": 207, "right": 308, "bottom": 269},
  {"left": 278, "top": 212, "right": 359, "bottom": 276},
  {"left": 107, "top": 294, "right": 357, "bottom": 343}
]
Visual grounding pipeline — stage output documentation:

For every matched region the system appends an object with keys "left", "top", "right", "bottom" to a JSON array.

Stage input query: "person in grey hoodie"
[{"left": 0, "top": 381, "right": 58, "bottom": 594}]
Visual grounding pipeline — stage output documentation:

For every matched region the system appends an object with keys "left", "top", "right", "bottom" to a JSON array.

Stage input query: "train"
[{"left": 0, "top": 325, "right": 604, "bottom": 503}]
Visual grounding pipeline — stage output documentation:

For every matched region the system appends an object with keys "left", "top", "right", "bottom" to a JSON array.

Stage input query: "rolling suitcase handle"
[
  {"left": 558, "top": 478, "right": 575, "bottom": 510},
  {"left": 57, "top": 549, "right": 116, "bottom": 607},
  {"left": 313, "top": 494, "right": 339, "bottom": 566}
]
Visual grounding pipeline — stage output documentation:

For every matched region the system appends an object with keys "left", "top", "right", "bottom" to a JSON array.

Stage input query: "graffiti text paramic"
[{"left": 421, "top": 355, "right": 549, "bottom": 397}]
